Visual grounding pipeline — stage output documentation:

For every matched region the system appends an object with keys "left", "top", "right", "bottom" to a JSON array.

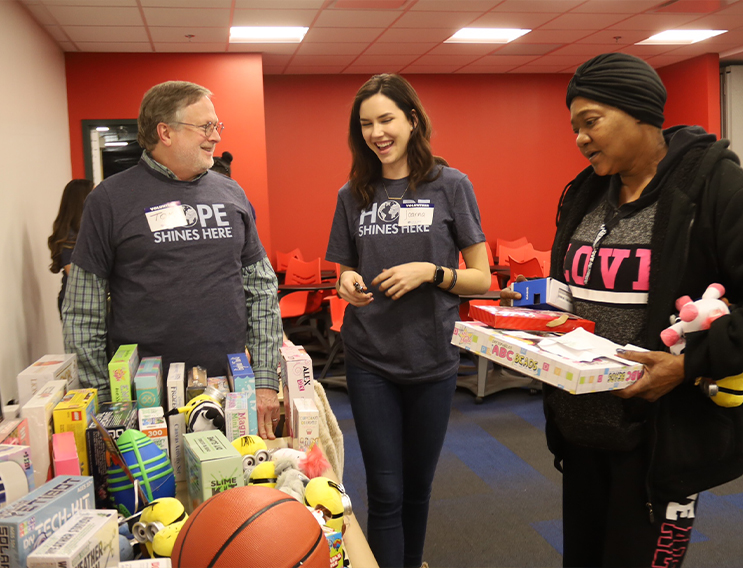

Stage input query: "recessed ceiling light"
[
  {"left": 445, "top": 28, "right": 531, "bottom": 44},
  {"left": 104, "top": 142, "right": 128, "bottom": 147},
  {"left": 229, "top": 26, "right": 309, "bottom": 43},
  {"left": 96, "top": 126, "right": 110, "bottom": 132},
  {"left": 636, "top": 29, "right": 727, "bottom": 45}
]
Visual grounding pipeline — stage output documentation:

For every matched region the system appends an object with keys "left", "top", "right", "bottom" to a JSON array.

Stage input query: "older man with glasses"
[{"left": 63, "top": 80, "right": 283, "bottom": 439}]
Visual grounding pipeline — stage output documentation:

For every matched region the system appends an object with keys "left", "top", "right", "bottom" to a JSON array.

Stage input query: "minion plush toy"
[
  {"left": 248, "top": 461, "right": 277, "bottom": 488},
  {"left": 304, "top": 477, "right": 352, "bottom": 533},
  {"left": 231, "top": 435, "right": 271, "bottom": 483},
  {"left": 131, "top": 497, "right": 188, "bottom": 558}
]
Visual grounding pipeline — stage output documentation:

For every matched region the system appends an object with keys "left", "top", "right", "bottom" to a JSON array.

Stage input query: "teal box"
[
  {"left": 134, "top": 357, "right": 163, "bottom": 409},
  {"left": 0, "top": 475, "right": 94, "bottom": 568}
]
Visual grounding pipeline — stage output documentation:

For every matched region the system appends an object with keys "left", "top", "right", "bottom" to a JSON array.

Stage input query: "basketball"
[{"left": 171, "top": 485, "right": 331, "bottom": 568}]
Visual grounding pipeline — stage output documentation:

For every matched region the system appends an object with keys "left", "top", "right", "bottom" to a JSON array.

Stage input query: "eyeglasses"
[{"left": 172, "top": 121, "right": 225, "bottom": 137}]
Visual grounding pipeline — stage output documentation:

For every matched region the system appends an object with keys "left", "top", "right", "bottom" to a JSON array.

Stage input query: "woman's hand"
[
  {"left": 372, "top": 262, "right": 433, "bottom": 300},
  {"left": 337, "top": 270, "right": 373, "bottom": 307},
  {"left": 614, "top": 350, "right": 685, "bottom": 402},
  {"left": 498, "top": 275, "right": 526, "bottom": 306}
]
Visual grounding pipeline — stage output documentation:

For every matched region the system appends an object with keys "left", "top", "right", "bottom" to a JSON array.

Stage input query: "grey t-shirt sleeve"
[
  {"left": 450, "top": 175, "right": 486, "bottom": 250},
  {"left": 326, "top": 186, "right": 359, "bottom": 267},
  {"left": 71, "top": 185, "right": 115, "bottom": 279}
]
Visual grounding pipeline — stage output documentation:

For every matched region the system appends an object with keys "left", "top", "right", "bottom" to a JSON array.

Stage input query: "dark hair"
[
  {"left": 138, "top": 81, "right": 212, "bottom": 152},
  {"left": 211, "top": 151, "right": 233, "bottom": 177},
  {"left": 48, "top": 179, "right": 94, "bottom": 273},
  {"left": 348, "top": 74, "right": 440, "bottom": 208}
]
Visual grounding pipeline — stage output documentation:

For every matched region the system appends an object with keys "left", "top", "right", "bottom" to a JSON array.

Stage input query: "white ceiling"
[{"left": 18, "top": 0, "right": 743, "bottom": 74}]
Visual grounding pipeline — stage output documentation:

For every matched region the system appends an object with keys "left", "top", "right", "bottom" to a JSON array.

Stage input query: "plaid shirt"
[{"left": 62, "top": 153, "right": 282, "bottom": 400}]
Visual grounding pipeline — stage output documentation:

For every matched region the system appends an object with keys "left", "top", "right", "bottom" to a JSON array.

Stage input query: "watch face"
[{"left": 434, "top": 266, "right": 445, "bottom": 285}]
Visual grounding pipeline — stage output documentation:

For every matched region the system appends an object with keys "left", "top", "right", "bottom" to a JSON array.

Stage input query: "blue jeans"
[{"left": 346, "top": 363, "right": 457, "bottom": 568}]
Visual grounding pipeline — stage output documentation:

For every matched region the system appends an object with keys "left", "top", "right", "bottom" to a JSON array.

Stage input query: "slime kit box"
[
  {"left": 16, "top": 355, "right": 78, "bottom": 408},
  {"left": 451, "top": 322, "right": 643, "bottom": 394},
  {"left": 184, "top": 430, "right": 243, "bottom": 512},
  {"left": 0, "top": 475, "right": 94, "bottom": 568}
]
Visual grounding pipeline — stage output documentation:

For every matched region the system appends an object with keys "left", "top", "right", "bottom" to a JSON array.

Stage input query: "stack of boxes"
[{"left": 280, "top": 345, "right": 320, "bottom": 451}]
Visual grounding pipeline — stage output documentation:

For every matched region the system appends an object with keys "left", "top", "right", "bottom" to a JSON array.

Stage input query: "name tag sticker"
[
  {"left": 145, "top": 201, "right": 188, "bottom": 232},
  {"left": 398, "top": 203, "right": 434, "bottom": 226}
]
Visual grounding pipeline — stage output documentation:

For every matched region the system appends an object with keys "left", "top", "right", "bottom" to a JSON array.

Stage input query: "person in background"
[
  {"left": 48, "top": 179, "right": 94, "bottom": 317},
  {"left": 505, "top": 53, "right": 743, "bottom": 567},
  {"left": 63, "top": 81, "right": 282, "bottom": 439},
  {"left": 326, "top": 74, "right": 490, "bottom": 568},
  {"left": 210, "top": 151, "right": 256, "bottom": 221}
]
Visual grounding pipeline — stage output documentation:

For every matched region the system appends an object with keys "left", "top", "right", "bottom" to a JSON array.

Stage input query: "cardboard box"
[
  {"left": 120, "top": 560, "right": 172, "bottom": 568},
  {"left": 469, "top": 304, "right": 595, "bottom": 333},
  {"left": 85, "top": 401, "right": 138, "bottom": 509},
  {"left": 134, "top": 357, "right": 163, "bottom": 409},
  {"left": 20, "top": 380, "right": 67, "bottom": 488},
  {"left": 0, "top": 475, "right": 94, "bottom": 568},
  {"left": 53, "top": 389, "right": 98, "bottom": 476},
  {"left": 292, "top": 398, "right": 320, "bottom": 452},
  {"left": 184, "top": 431, "right": 243, "bottom": 511},
  {"left": 165, "top": 363, "right": 185, "bottom": 413},
  {"left": 167, "top": 413, "right": 187, "bottom": 483},
  {"left": 280, "top": 346, "right": 314, "bottom": 438},
  {"left": 513, "top": 278, "right": 574, "bottom": 312},
  {"left": 16, "top": 355, "right": 78, "bottom": 408},
  {"left": 224, "top": 392, "right": 250, "bottom": 442},
  {"left": 0, "top": 445, "right": 34, "bottom": 507},
  {"left": 108, "top": 345, "right": 139, "bottom": 403},
  {"left": 227, "top": 354, "right": 257, "bottom": 435},
  {"left": 26, "top": 509, "right": 118, "bottom": 568},
  {"left": 52, "top": 433, "right": 80, "bottom": 476},
  {"left": 451, "top": 321, "right": 643, "bottom": 394},
  {"left": 0, "top": 419, "right": 30, "bottom": 447},
  {"left": 138, "top": 407, "right": 168, "bottom": 456}
]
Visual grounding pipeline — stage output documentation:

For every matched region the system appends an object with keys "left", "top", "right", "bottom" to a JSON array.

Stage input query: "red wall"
[
  {"left": 64, "top": 52, "right": 720, "bottom": 265},
  {"left": 65, "top": 53, "right": 273, "bottom": 251}
]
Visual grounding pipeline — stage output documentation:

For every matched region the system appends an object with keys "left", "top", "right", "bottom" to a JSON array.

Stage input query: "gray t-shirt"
[
  {"left": 72, "top": 161, "right": 266, "bottom": 376},
  {"left": 326, "top": 166, "right": 485, "bottom": 383}
]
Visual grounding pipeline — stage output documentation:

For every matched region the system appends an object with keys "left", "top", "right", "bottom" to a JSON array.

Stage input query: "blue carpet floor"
[{"left": 324, "top": 384, "right": 743, "bottom": 568}]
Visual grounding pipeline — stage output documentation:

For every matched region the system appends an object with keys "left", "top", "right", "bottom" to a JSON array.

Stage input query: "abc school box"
[{"left": 0, "top": 475, "right": 94, "bottom": 568}]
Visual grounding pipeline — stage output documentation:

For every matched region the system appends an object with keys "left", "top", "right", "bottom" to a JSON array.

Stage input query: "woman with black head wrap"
[{"left": 511, "top": 53, "right": 743, "bottom": 566}]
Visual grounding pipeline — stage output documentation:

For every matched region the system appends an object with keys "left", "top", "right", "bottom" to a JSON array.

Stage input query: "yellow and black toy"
[
  {"left": 304, "top": 476, "right": 352, "bottom": 533},
  {"left": 167, "top": 386, "right": 225, "bottom": 433},
  {"left": 248, "top": 461, "right": 277, "bottom": 488},
  {"left": 131, "top": 497, "right": 188, "bottom": 558}
]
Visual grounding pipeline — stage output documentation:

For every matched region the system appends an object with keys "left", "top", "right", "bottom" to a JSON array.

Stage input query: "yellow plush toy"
[
  {"left": 248, "top": 461, "right": 277, "bottom": 488},
  {"left": 131, "top": 497, "right": 188, "bottom": 558},
  {"left": 304, "top": 477, "right": 352, "bottom": 533}
]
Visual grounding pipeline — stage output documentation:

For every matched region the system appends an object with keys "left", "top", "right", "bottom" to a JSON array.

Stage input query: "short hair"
[
  {"left": 348, "top": 74, "right": 439, "bottom": 209},
  {"left": 137, "top": 81, "right": 212, "bottom": 152}
]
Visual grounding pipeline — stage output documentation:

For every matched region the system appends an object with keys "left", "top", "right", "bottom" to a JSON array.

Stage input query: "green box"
[
  {"left": 108, "top": 345, "right": 139, "bottom": 403},
  {"left": 183, "top": 430, "right": 243, "bottom": 512}
]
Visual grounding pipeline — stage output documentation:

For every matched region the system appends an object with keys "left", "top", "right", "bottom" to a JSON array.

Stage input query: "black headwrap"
[{"left": 566, "top": 53, "right": 667, "bottom": 128}]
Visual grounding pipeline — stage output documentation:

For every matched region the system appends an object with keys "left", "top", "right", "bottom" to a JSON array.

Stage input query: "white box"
[
  {"left": 292, "top": 398, "right": 320, "bottom": 452},
  {"left": 20, "top": 380, "right": 67, "bottom": 488},
  {"left": 451, "top": 322, "right": 644, "bottom": 394},
  {"left": 168, "top": 413, "right": 187, "bottom": 482},
  {"left": 138, "top": 407, "right": 169, "bottom": 456},
  {"left": 166, "top": 363, "right": 185, "bottom": 413},
  {"left": 224, "top": 392, "right": 250, "bottom": 442},
  {"left": 120, "top": 561, "right": 172, "bottom": 568},
  {"left": 280, "top": 346, "right": 314, "bottom": 438},
  {"left": 16, "top": 355, "right": 78, "bottom": 408},
  {"left": 27, "top": 509, "right": 118, "bottom": 568}
]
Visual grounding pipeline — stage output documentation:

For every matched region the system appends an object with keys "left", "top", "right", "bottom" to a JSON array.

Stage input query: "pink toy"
[{"left": 661, "top": 284, "right": 729, "bottom": 355}]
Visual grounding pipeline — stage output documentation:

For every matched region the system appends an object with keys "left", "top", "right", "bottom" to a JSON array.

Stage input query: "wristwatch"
[{"left": 433, "top": 265, "right": 445, "bottom": 286}]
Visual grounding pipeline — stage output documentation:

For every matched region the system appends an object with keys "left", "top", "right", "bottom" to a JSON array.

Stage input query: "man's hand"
[
  {"left": 614, "top": 350, "right": 686, "bottom": 402},
  {"left": 498, "top": 275, "right": 526, "bottom": 306},
  {"left": 371, "top": 262, "right": 432, "bottom": 300},
  {"left": 256, "top": 388, "right": 280, "bottom": 440}
]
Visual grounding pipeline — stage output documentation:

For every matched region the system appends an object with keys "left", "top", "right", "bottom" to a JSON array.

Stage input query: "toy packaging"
[
  {"left": 138, "top": 407, "right": 169, "bottom": 455},
  {"left": 469, "top": 304, "right": 595, "bottom": 333},
  {"left": 0, "top": 419, "right": 30, "bottom": 447},
  {"left": 119, "top": 560, "right": 172, "bottom": 568},
  {"left": 0, "top": 475, "right": 94, "bottom": 568},
  {"left": 186, "top": 367, "right": 207, "bottom": 401},
  {"left": 168, "top": 412, "right": 187, "bottom": 482},
  {"left": 224, "top": 392, "right": 250, "bottom": 441},
  {"left": 0, "top": 445, "right": 34, "bottom": 507},
  {"left": 322, "top": 525, "right": 344, "bottom": 568},
  {"left": 165, "top": 363, "right": 185, "bottom": 413},
  {"left": 451, "top": 322, "right": 643, "bottom": 394},
  {"left": 26, "top": 509, "right": 118, "bottom": 568},
  {"left": 227, "top": 354, "right": 257, "bottom": 434},
  {"left": 280, "top": 345, "right": 315, "bottom": 438},
  {"left": 52, "top": 433, "right": 80, "bottom": 476},
  {"left": 20, "top": 380, "right": 67, "bottom": 488},
  {"left": 108, "top": 344, "right": 139, "bottom": 403},
  {"left": 134, "top": 357, "right": 163, "bottom": 409},
  {"left": 53, "top": 389, "right": 98, "bottom": 476},
  {"left": 292, "top": 398, "right": 320, "bottom": 452},
  {"left": 206, "top": 376, "right": 230, "bottom": 396},
  {"left": 184, "top": 430, "right": 243, "bottom": 512},
  {"left": 85, "top": 401, "right": 138, "bottom": 509},
  {"left": 16, "top": 354, "right": 78, "bottom": 408},
  {"left": 513, "top": 278, "right": 574, "bottom": 312}
]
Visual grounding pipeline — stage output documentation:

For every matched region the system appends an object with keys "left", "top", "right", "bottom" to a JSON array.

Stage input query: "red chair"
[
  {"left": 484, "top": 241, "right": 495, "bottom": 266},
  {"left": 507, "top": 255, "right": 545, "bottom": 286},
  {"left": 318, "top": 296, "right": 348, "bottom": 383},
  {"left": 275, "top": 248, "right": 303, "bottom": 273},
  {"left": 532, "top": 248, "right": 551, "bottom": 277},
  {"left": 280, "top": 257, "right": 324, "bottom": 318},
  {"left": 496, "top": 237, "right": 529, "bottom": 263}
]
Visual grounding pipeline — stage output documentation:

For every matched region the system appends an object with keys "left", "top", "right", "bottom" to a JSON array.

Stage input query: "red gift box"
[{"left": 469, "top": 305, "right": 595, "bottom": 333}]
